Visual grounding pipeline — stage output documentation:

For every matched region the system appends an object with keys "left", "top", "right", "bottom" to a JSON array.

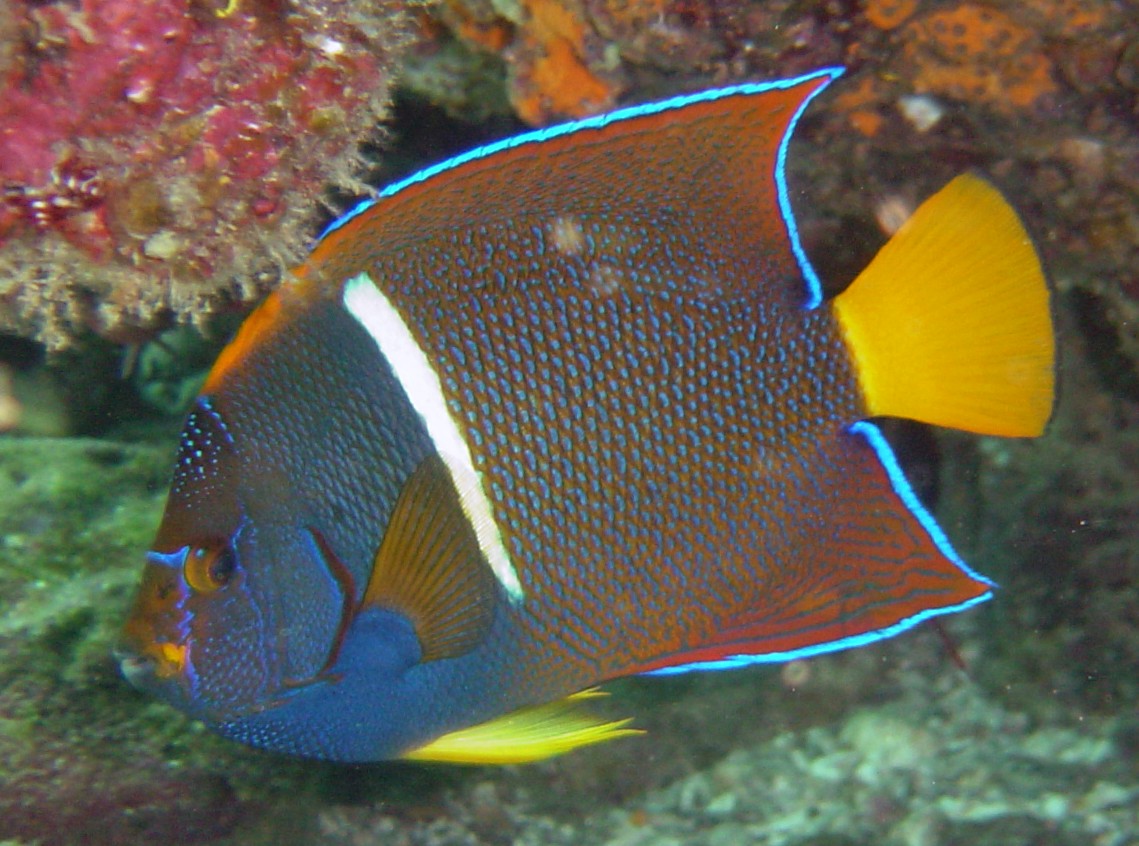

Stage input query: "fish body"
[{"left": 119, "top": 69, "right": 1055, "bottom": 762}]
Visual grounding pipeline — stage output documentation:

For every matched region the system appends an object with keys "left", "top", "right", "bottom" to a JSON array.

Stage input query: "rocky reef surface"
[{"left": 0, "top": 0, "right": 416, "bottom": 349}]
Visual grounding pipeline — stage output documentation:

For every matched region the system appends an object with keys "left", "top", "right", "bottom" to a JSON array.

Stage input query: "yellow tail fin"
[{"left": 833, "top": 174, "right": 1054, "bottom": 437}]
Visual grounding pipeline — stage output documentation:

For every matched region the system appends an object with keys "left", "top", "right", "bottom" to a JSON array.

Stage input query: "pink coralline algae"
[{"left": 0, "top": 0, "right": 415, "bottom": 348}]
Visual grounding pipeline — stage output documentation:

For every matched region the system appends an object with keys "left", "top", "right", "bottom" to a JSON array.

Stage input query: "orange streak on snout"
[{"left": 121, "top": 557, "right": 193, "bottom": 681}]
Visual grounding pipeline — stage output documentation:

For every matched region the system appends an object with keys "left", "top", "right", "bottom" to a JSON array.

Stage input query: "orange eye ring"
[{"left": 184, "top": 544, "right": 237, "bottom": 594}]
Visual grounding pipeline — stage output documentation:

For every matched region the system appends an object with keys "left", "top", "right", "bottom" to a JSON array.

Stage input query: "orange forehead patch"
[
  {"left": 203, "top": 290, "right": 285, "bottom": 394},
  {"left": 203, "top": 272, "right": 328, "bottom": 393}
]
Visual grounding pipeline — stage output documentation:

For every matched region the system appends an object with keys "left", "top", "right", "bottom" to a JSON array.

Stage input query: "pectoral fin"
[{"left": 364, "top": 454, "right": 497, "bottom": 662}]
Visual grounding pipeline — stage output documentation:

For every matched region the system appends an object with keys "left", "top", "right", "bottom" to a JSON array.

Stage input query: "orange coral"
[
  {"left": 864, "top": 0, "right": 919, "bottom": 31},
  {"left": 440, "top": 0, "right": 513, "bottom": 53},
  {"left": 440, "top": 0, "right": 622, "bottom": 125},
  {"left": 832, "top": 75, "right": 886, "bottom": 137},
  {"left": 509, "top": 0, "right": 622, "bottom": 125},
  {"left": 901, "top": 4, "right": 1056, "bottom": 112}
]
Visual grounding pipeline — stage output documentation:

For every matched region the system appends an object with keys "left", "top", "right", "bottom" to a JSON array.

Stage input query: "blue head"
[
  {"left": 117, "top": 290, "right": 454, "bottom": 759},
  {"left": 118, "top": 396, "right": 361, "bottom": 722}
]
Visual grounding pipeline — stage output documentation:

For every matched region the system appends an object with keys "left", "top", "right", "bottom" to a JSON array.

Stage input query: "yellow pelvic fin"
[
  {"left": 365, "top": 455, "right": 497, "bottom": 663},
  {"left": 833, "top": 174, "right": 1055, "bottom": 437},
  {"left": 402, "top": 690, "right": 642, "bottom": 764}
]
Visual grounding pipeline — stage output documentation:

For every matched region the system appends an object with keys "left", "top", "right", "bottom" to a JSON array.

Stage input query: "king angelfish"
[{"left": 118, "top": 68, "right": 1055, "bottom": 763}]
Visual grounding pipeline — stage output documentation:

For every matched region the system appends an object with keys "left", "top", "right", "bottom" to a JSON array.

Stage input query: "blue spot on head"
[{"left": 171, "top": 396, "right": 235, "bottom": 495}]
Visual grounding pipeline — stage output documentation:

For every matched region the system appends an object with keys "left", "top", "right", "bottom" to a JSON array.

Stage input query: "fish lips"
[
  {"left": 117, "top": 547, "right": 201, "bottom": 707},
  {"left": 115, "top": 644, "right": 181, "bottom": 701}
]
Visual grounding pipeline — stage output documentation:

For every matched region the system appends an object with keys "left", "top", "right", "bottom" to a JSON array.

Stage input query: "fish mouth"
[
  {"left": 115, "top": 641, "right": 171, "bottom": 693},
  {"left": 115, "top": 638, "right": 299, "bottom": 724},
  {"left": 119, "top": 547, "right": 197, "bottom": 695},
  {"left": 116, "top": 647, "right": 156, "bottom": 690},
  {"left": 113, "top": 637, "right": 196, "bottom": 711}
]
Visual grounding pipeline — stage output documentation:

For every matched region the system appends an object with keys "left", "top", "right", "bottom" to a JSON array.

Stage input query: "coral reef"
[
  {"left": 422, "top": 0, "right": 1121, "bottom": 129},
  {"left": 897, "top": 4, "right": 1057, "bottom": 112},
  {"left": 430, "top": 0, "right": 852, "bottom": 125},
  {"left": 0, "top": 0, "right": 416, "bottom": 349}
]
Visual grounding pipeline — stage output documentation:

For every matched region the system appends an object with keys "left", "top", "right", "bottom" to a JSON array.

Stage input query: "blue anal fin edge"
[{"left": 646, "top": 421, "right": 994, "bottom": 676}]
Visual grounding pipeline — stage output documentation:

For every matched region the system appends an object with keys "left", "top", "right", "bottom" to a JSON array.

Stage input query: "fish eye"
[{"left": 184, "top": 544, "right": 237, "bottom": 593}]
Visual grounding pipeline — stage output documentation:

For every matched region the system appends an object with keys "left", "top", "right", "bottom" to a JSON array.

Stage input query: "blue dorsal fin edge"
[
  {"left": 317, "top": 68, "right": 844, "bottom": 309},
  {"left": 645, "top": 421, "right": 996, "bottom": 676}
]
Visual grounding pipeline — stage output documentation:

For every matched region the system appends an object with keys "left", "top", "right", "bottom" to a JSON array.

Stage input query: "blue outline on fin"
[
  {"left": 850, "top": 421, "right": 994, "bottom": 588},
  {"left": 646, "top": 421, "right": 994, "bottom": 676},
  {"left": 318, "top": 67, "right": 844, "bottom": 310},
  {"left": 146, "top": 547, "right": 189, "bottom": 571},
  {"left": 772, "top": 72, "right": 843, "bottom": 310}
]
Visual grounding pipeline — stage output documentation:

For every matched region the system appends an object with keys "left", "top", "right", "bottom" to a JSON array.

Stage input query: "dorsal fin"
[
  {"left": 364, "top": 455, "right": 496, "bottom": 662},
  {"left": 402, "top": 690, "right": 642, "bottom": 764},
  {"left": 306, "top": 70, "right": 843, "bottom": 307}
]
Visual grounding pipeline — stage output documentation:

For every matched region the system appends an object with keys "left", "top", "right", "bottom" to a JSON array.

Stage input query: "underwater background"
[{"left": 1, "top": 0, "right": 1137, "bottom": 844}]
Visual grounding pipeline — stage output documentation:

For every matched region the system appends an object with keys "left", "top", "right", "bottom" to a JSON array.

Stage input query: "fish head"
[{"left": 118, "top": 395, "right": 354, "bottom": 727}]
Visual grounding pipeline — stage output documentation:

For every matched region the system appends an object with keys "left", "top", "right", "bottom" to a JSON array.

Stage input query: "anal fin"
[
  {"left": 402, "top": 690, "right": 642, "bottom": 764},
  {"left": 365, "top": 454, "right": 496, "bottom": 662},
  {"left": 637, "top": 425, "right": 992, "bottom": 676}
]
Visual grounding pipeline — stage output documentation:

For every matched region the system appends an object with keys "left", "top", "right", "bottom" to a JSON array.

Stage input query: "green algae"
[
  {"left": 0, "top": 434, "right": 304, "bottom": 845},
  {"left": 0, "top": 437, "right": 169, "bottom": 585}
]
